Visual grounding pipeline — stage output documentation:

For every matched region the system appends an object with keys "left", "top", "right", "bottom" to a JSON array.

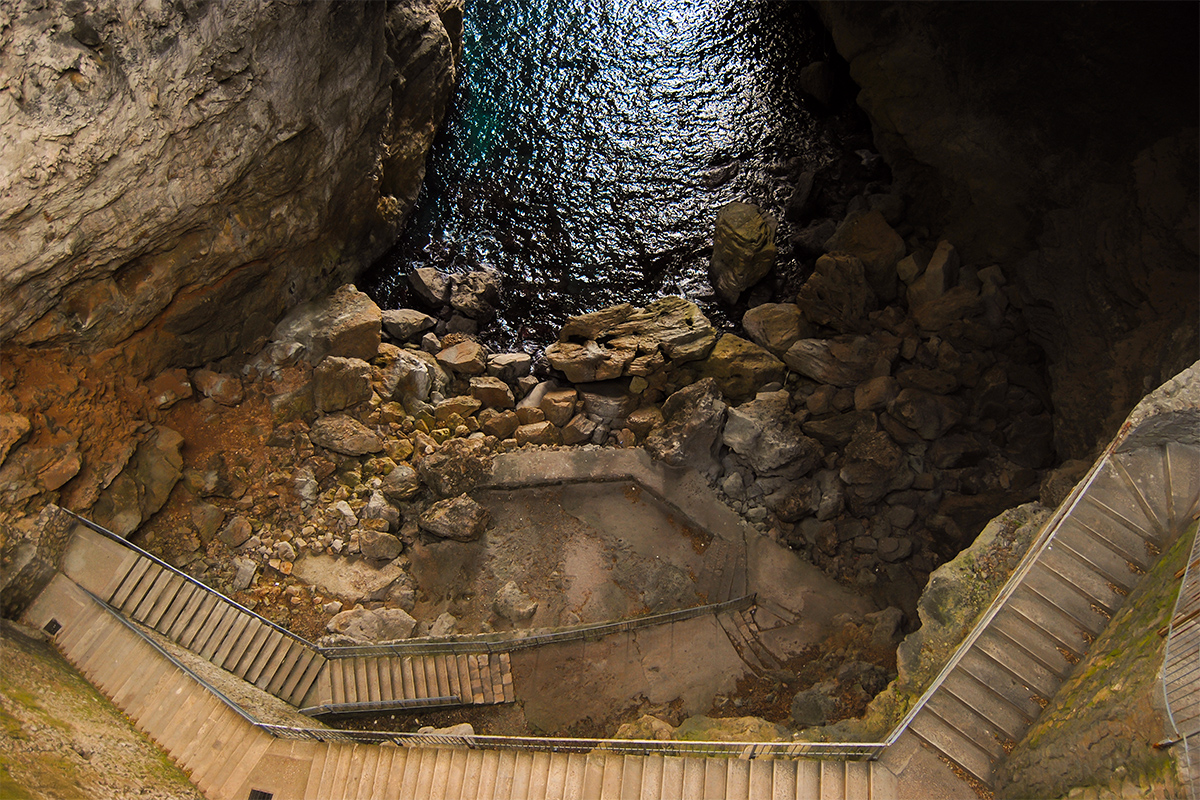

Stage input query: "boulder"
[
  {"left": 544, "top": 297, "right": 717, "bottom": 383},
  {"left": 376, "top": 345, "right": 439, "bottom": 404},
  {"left": 741, "top": 304, "right": 814, "bottom": 357},
  {"left": 450, "top": 271, "right": 501, "bottom": 319},
  {"left": 231, "top": 558, "right": 257, "bottom": 592},
  {"left": 798, "top": 60, "right": 836, "bottom": 106},
  {"left": 795, "top": 253, "right": 878, "bottom": 332},
  {"left": 710, "top": 202, "right": 778, "bottom": 303},
  {"left": 577, "top": 381, "right": 638, "bottom": 422},
  {"left": 790, "top": 682, "right": 839, "bottom": 727},
  {"left": 409, "top": 268, "right": 452, "bottom": 307},
  {"left": 145, "top": 369, "right": 193, "bottom": 410},
  {"left": 192, "top": 369, "right": 243, "bottom": 406},
  {"left": 561, "top": 414, "right": 597, "bottom": 445},
  {"left": 417, "top": 438, "right": 493, "bottom": 497},
  {"left": 381, "top": 309, "right": 436, "bottom": 341},
  {"left": 515, "top": 421, "right": 562, "bottom": 446},
  {"left": 90, "top": 426, "right": 182, "bottom": 537},
  {"left": 910, "top": 284, "right": 984, "bottom": 331},
  {"left": 645, "top": 378, "right": 726, "bottom": 472},
  {"left": 481, "top": 410, "right": 520, "bottom": 439},
  {"left": 492, "top": 580, "right": 538, "bottom": 623},
  {"left": 722, "top": 392, "right": 823, "bottom": 476},
  {"left": 434, "top": 395, "right": 482, "bottom": 424},
  {"left": 802, "top": 410, "right": 877, "bottom": 450},
  {"left": 309, "top": 414, "right": 384, "bottom": 456},
  {"left": 469, "top": 376, "right": 515, "bottom": 409},
  {"left": 854, "top": 376, "right": 899, "bottom": 411},
  {"left": 273, "top": 284, "right": 383, "bottom": 364},
  {"left": 625, "top": 406, "right": 664, "bottom": 438},
  {"left": 436, "top": 341, "right": 487, "bottom": 375},
  {"left": 191, "top": 502, "right": 226, "bottom": 544},
  {"left": 220, "top": 516, "right": 253, "bottom": 548},
  {"left": 359, "top": 529, "right": 403, "bottom": 561},
  {"left": 905, "top": 240, "right": 960, "bottom": 308},
  {"left": 682, "top": 334, "right": 786, "bottom": 404},
  {"left": 888, "top": 389, "right": 963, "bottom": 440},
  {"left": 840, "top": 430, "right": 909, "bottom": 500},
  {"left": 538, "top": 389, "right": 578, "bottom": 427},
  {"left": 380, "top": 462, "right": 421, "bottom": 501},
  {"left": 782, "top": 334, "right": 899, "bottom": 387},
  {"left": 487, "top": 352, "right": 533, "bottom": 381},
  {"left": 0, "top": 412, "right": 31, "bottom": 468},
  {"left": 429, "top": 612, "right": 459, "bottom": 637},
  {"left": 419, "top": 494, "right": 490, "bottom": 541},
  {"left": 823, "top": 210, "right": 905, "bottom": 301},
  {"left": 327, "top": 607, "right": 417, "bottom": 642},
  {"left": 360, "top": 490, "right": 400, "bottom": 531},
  {"left": 313, "top": 356, "right": 373, "bottom": 412}
]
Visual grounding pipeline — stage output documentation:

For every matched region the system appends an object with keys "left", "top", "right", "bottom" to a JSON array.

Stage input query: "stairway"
[
  {"left": 718, "top": 606, "right": 782, "bottom": 673},
  {"left": 897, "top": 442, "right": 1200, "bottom": 789},
  {"left": 301, "top": 652, "right": 514, "bottom": 715}
]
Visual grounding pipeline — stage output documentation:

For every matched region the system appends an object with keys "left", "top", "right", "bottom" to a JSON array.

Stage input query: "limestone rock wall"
[
  {"left": 0, "top": 0, "right": 460, "bottom": 374},
  {"left": 815, "top": 2, "right": 1199, "bottom": 458}
]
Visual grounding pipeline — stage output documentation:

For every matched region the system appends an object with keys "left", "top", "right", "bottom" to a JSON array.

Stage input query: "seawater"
[{"left": 361, "top": 0, "right": 842, "bottom": 349}]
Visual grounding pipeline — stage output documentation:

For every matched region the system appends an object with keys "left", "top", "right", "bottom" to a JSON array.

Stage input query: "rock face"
[
  {"left": 710, "top": 202, "right": 778, "bottom": 303},
  {"left": 0, "top": 0, "right": 462, "bottom": 374},
  {"left": 816, "top": 2, "right": 1198, "bottom": 457}
]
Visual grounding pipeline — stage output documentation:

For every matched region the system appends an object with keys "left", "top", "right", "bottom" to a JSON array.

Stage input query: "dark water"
[{"left": 361, "top": 0, "right": 847, "bottom": 349}]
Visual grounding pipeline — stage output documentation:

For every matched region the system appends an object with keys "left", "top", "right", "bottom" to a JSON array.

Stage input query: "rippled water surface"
[{"left": 362, "top": 0, "right": 843, "bottom": 347}]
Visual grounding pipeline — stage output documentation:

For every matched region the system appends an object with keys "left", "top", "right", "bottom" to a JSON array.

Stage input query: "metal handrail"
[
  {"left": 320, "top": 594, "right": 757, "bottom": 658},
  {"left": 1162, "top": 521, "right": 1200, "bottom": 800}
]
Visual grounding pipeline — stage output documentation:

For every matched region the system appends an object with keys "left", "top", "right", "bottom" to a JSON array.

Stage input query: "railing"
[
  {"left": 1163, "top": 520, "right": 1200, "bottom": 800},
  {"left": 320, "top": 594, "right": 757, "bottom": 658},
  {"left": 300, "top": 696, "right": 464, "bottom": 718}
]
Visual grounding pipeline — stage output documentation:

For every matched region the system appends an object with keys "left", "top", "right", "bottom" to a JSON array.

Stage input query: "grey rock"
[
  {"left": 888, "top": 389, "right": 964, "bottom": 440},
  {"left": 359, "top": 529, "right": 403, "bottom": 561},
  {"left": 577, "top": 381, "right": 638, "bottom": 422},
  {"left": 417, "top": 438, "right": 493, "bottom": 498},
  {"left": 231, "top": 558, "right": 257, "bottom": 591},
  {"left": 409, "top": 268, "right": 452, "bottom": 307},
  {"left": 493, "top": 580, "right": 538, "bottom": 623},
  {"left": 382, "top": 309, "right": 436, "bottom": 341},
  {"left": 361, "top": 490, "right": 400, "bottom": 530},
  {"left": 722, "top": 391, "right": 823, "bottom": 475},
  {"left": 790, "top": 681, "right": 839, "bottom": 727},
  {"left": 710, "top": 202, "right": 778, "bottom": 303},
  {"left": 429, "top": 612, "right": 458, "bottom": 637},
  {"left": 191, "top": 502, "right": 225, "bottom": 544},
  {"left": 450, "top": 271, "right": 501, "bottom": 319},
  {"left": 220, "top": 517, "right": 253, "bottom": 548},
  {"left": 313, "top": 355, "right": 373, "bottom": 412},
  {"left": 273, "top": 285, "right": 383, "bottom": 365},
  {"left": 380, "top": 462, "right": 421, "bottom": 501},
  {"left": 487, "top": 352, "right": 533, "bottom": 381},
  {"left": 419, "top": 494, "right": 490, "bottom": 541},
  {"left": 327, "top": 607, "right": 417, "bottom": 642},
  {"left": 644, "top": 378, "right": 727, "bottom": 472},
  {"left": 741, "top": 304, "right": 814, "bottom": 357},
  {"left": 783, "top": 334, "right": 899, "bottom": 387},
  {"left": 274, "top": 541, "right": 297, "bottom": 561},
  {"left": 309, "top": 414, "right": 383, "bottom": 456}
]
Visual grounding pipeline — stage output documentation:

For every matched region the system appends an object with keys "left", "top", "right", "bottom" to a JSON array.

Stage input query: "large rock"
[
  {"left": 419, "top": 494, "right": 490, "bottom": 541},
  {"left": 436, "top": 341, "right": 487, "bottom": 375},
  {"left": 90, "top": 426, "right": 183, "bottom": 537},
  {"left": 783, "top": 334, "right": 900, "bottom": 387},
  {"left": 681, "top": 334, "right": 786, "bottom": 404},
  {"left": 644, "top": 378, "right": 726, "bottom": 472},
  {"left": 327, "top": 607, "right": 417, "bottom": 642},
  {"left": 823, "top": 210, "right": 904, "bottom": 301},
  {"left": 313, "top": 356, "right": 374, "bottom": 412},
  {"left": 309, "top": 414, "right": 384, "bottom": 456},
  {"left": 450, "top": 271, "right": 501, "bottom": 319},
  {"left": 544, "top": 297, "right": 717, "bottom": 383},
  {"left": 741, "top": 304, "right": 815, "bottom": 357},
  {"left": 380, "top": 462, "right": 421, "bottom": 501},
  {"left": 409, "top": 268, "right": 452, "bottom": 307},
  {"left": 795, "top": 253, "right": 878, "bottom": 332},
  {"left": 417, "top": 438, "right": 494, "bottom": 497},
  {"left": 710, "top": 202, "right": 778, "bottom": 303},
  {"left": 273, "top": 285, "right": 383, "bottom": 366},
  {"left": 376, "top": 345, "right": 443, "bottom": 405},
  {"left": 0, "top": 412, "right": 32, "bottom": 467},
  {"left": 0, "top": 2, "right": 460, "bottom": 373},
  {"left": 382, "top": 309, "right": 436, "bottom": 341},
  {"left": 722, "top": 392, "right": 823, "bottom": 476}
]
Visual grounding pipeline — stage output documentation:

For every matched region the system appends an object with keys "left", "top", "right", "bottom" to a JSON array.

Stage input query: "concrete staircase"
[
  {"left": 893, "top": 442, "right": 1200, "bottom": 789},
  {"left": 301, "top": 652, "right": 514, "bottom": 715}
]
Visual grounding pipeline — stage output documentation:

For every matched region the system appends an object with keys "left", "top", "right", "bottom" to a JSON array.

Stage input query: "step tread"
[
  {"left": 910, "top": 708, "right": 996, "bottom": 786},
  {"left": 941, "top": 669, "right": 1032, "bottom": 743},
  {"left": 1038, "top": 546, "right": 1127, "bottom": 613},
  {"left": 990, "top": 607, "right": 1079, "bottom": 675},
  {"left": 926, "top": 688, "right": 1012, "bottom": 760},
  {"left": 1020, "top": 569, "right": 1111, "bottom": 635},
  {"left": 958, "top": 649, "right": 1046, "bottom": 719}
]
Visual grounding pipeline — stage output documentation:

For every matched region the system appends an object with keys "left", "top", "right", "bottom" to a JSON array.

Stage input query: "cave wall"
[
  {"left": 815, "top": 2, "right": 1199, "bottom": 458},
  {"left": 0, "top": 0, "right": 461, "bottom": 375}
]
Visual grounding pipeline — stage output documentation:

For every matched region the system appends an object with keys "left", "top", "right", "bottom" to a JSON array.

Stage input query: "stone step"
[
  {"left": 989, "top": 606, "right": 1079, "bottom": 677},
  {"left": 1050, "top": 532, "right": 1141, "bottom": 595},
  {"left": 1020, "top": 567, "right": 1111, "bottom": 636},
  {"left": 640, "top": 752, "right": 664, "bottom": 799},
  {"left": 1005, "top": 588, "right": 1094, "bottom": 659},
  {"left": 1164, "top": 441, "right": 1200, "bottom": 530},
  {"left": 494, "top": 748, "right": 519, "bottom": 799},
  {"left": 1111, "top": 448, "right": 1171, "bottom": 534},
  {"left": 974, "top": 628, "right": 1065, "bottom": 699},
  {"left": 925, "top": 688, "right": 1011, "bottom": 760},
  {"left": 818, "top": 760, "right": 844, "bottom": 800},
  {"left": 1038, "top": 545, "right": 1127, "bottom": 614},
  {"left": 265, "top": 639, "right": 305, "bottom": 695},
  {"left": 165, "top": 585, "right": 209, "bottom": 640},
  {"left": 108, "top": 557, "right": 153, "bottom": 607},
  {"left": 529, "top": 750, "right": 553, "bottom": 800},
  {"left": 1066, "top": 504, "right": 1157, "bottom": 573},
  {"left": 941, "top": 667, "right": 1033, "bottom": 743},
  {"left": 143, "top": 572, "right": 186, "bottom": 628},
  {"left": 213, "top": 613, "right": 254, "bottom": 667},
  {"left": 287, "top": 651, "right": 326, "bottom": 707},
  {"left": 129, "top": 567, "right": 172, "bottom": 620},
  {"left": 957, "top": 648, "right": 1045, "bottom": 720},
  {"left": 909, "top": 707, "right": 996, "bottom": 786}
]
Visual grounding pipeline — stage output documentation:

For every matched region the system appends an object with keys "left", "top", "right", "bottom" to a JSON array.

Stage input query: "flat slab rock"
[{"left": 291, "top": 553, "right": 406, "bottom": 604}]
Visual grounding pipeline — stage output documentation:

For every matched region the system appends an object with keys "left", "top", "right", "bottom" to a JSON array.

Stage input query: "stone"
[
  {"left": 823, "top": 209, "right": 905, "bottom": 301},
  {"left": 193, "top": 368, "right": 244, "bottom": 406},
  {"left": 360, "top": 490, "right": 400, "bottom": 530},
  {"left": 274, "top": 540, "right": 297, "bottom": 561},
  {"left": 309, "top": 414, "right": 383, "bottom": 456},
  {"left": 515, "top": 421, "right": 562, "bottom": 446},
  {"left": 231, "top": 558, "right": 257, "bottom": 591},
  {"left": 1039, "top": 458, "right": 1091, "bottom": 508},
  {"left": 561, "top": 414, "right": 597, "bottom": 445},
  {"left": 409, "top": 268, "right": 452, "bottom": 307},
  {"left": 417, "top": 437, "right": 493, "bottom": 497},
  {"left": 910, "top": 285, "right": 984, "bottom": 331},
  {"left": 481, "top": 410, "right": 520, "bottom": 439},
  {"left": 89, "top": 426, "right": 182, "bottom": 536},
  {"left": 644, "top": 378, "right": 727, "bottom": 472},
  {"left": 764, "top": 480, "right": 815, "bottom": 523},
  {"left": 435, "top": 395, "right": 482, "bottom": 423},
  {"left": 837, "top": 660, "right": 891, "bottom": 696},
  {"left": 487, "top": 352, "right": 533, "bottom": 381},
  {"left": 682, "top": 334, "right": 786, "bottom": 404},
  {"left": 625, "top": 406, "right": 663, "bottom": 438},
  {"left": 191, "top": 502, "right": 226, "bottom": 544},
  {"left": 429, "top": 612, "right": 458, "bottom": 637},
  {"left": 710, "top": 202, "right": 778, "bottom": 303},
  {"left": 795, "top": 253, "right": 878, "bottom": 332},
  {"left": 381, "top": 309, "right": 436, "bottom": 341},
  {"left": 493, "top": 580, "right": 538, "bottom": 623},
  {"left": 2, "top": 0, "right": 455, "bottom": 371},
  {"left": 380, "top": 462, "right": 421, "bottom": 501},
  {"left": 722, "top": 392, "right": 823, "bottom": 475},
  {"left": 449, "top": 270, "right": 501, "bottom": 319},
  {"left": 790, "top": 682, "right": 839, "bottom": 727},
  {"left": 436, "top": 341, "right": 487, "bottom": 375},
  {"left": 0, "top": 413, "right": 31, "bottom": 467},
  {"left": 888, "top": 389, "right": 964, "bottom": 440},
  {"left": 515, "top": 406, "right": 545, "bottom": 425},
  {"left": 792, "top": 218, "right": 838, "bottom": 256},
  {"left": 469, "top": 376, "right": 515, "bottom": 409},
  {"left": 313, "top": 356, "right": 373, "bottom": 412},
  {"left": 577, "top": 381, "right": 638, "bottom": 422},
  {"left": 906, "top": 240, "right": 960, "bottom": 308},
  {"left": 798, "top": 60, "right": 836, "bottom": 106},
  {"left": 928, "top": 433, "right": 991, "bottom": 469},
  {"left": 840, "top": 430, "right": 906, "bottom": 487},
  {"left": 360, "top": 529, "right": 403, "bottom": 561},
  {"left": 877, "top": 537, "right": 913, "bottom": 562},
  {"left": 220, "top": 516, "right": 253, "bottom": 548},
  {"left": 741, "top": 303, "right": 815, "bottom": 357},
  {"left": 854, "top": 376, "right": 899, "bottom": 411},
  {"left": 544, "top": 297, "right": 717, "bottom": 382},
  {"left": 896, "top": 254, "right": 924, "bottom": 285},
  {"left": 273, "top": 285, "right": 383, "bottom": 365},
  {"left": 896, "top": 367, "right": 958, "bottom": 395},
  {"left": 419, "top": 494, "right": 490, "bottom": 541},
  {"left": 614, "top": 715, "right": 676, "bottom": 741},
  {"left": 814, "top": 470, "right": 847, "bottom": 521},
  {"left": 539, "top": 389, "right": 578, "bottom": 427},
  {"left": 328, "top": 500, "right": 358, "bottom": 530},
  {"left": 783, "top": 334, "right": 899, "bottom": 387},
  {"left": 327, "top": 607, "right": 417, "bottom": 642},
  {"left": 145, "top": 369, "right": 192, "bottom": 410}
]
